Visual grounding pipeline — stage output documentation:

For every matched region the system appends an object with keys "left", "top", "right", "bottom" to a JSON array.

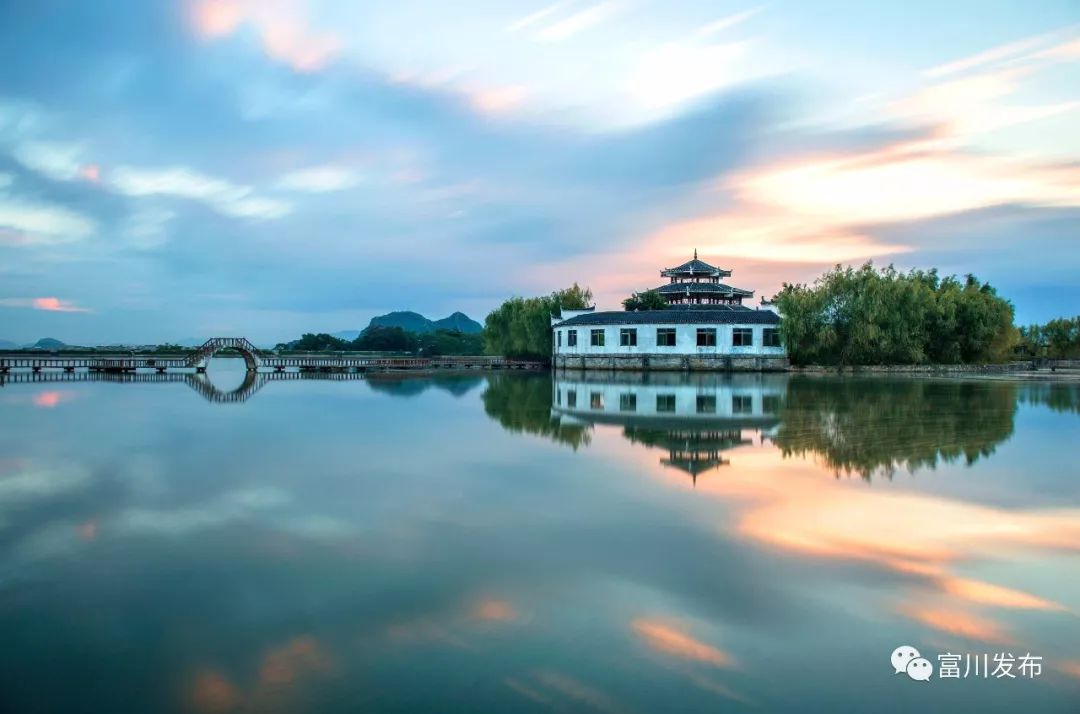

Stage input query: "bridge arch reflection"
[{"left": 0, "top": 369, "right": 368, "bottom": 404}]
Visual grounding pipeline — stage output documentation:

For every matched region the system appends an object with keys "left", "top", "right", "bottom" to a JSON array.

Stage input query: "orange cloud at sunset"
[
  {"left": 0, "top": 297, "right": 91, "bottom": 312},
  {"left": 898, "top": 605, "right": 1013, "bottom": 645},
  {"left": 631, "top": 618, "right": 734, "bottom": 667},
  {"left": 471, "top": 597, "right": 517, "bottom": 622},
  {"left": 630, "top": 445, "right": 1079, "bottom": 649},
  {"left": 34, "top": 297, "right": 90, "bottom": 312},
  {"left": 734, "top": 142, "right": 1080, "bottom": 225}
]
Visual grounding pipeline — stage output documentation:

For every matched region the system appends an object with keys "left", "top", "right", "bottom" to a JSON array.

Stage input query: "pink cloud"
[
  {"left": 189, "top": 0, "right": 342, "bottom": 73},
  {"left": 0, "top": 297, "right": 91, "bottom": 313}
]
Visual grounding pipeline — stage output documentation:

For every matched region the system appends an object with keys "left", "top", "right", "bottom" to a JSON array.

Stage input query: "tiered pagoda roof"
[
  {"left": 661, "top": 251, "right": 732, "bottom": 279},
  {"left": 654, "top": 251, "right": 754, "bottom": 306}
]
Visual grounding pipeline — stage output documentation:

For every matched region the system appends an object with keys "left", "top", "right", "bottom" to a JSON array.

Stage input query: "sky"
[{"left": 0, "top": 0, "right": 1077, "bottom": 345}]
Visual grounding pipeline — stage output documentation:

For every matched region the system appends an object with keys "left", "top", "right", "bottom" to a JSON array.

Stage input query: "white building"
[{"left": 552, "top": 253, "right": 788, "bottom": 371}]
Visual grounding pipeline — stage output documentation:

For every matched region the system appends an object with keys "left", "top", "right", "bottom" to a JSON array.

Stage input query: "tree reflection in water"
[
  {"left": 481, "top": 373, "right": 592, "bottom": 450},
  {"left": 481, "top": 372, "right": 1048, "bottom": 482},
  {"left": 773, "top": 377, "right": 1017, "bottom": 479}
]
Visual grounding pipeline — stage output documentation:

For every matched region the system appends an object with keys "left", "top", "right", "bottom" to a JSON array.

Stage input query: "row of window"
[
  {"left": 559, "top": 327, "right": 781, "bottom": 348},
  {"left": 558, "top": 390, "right": 780, "bottom": 414}
]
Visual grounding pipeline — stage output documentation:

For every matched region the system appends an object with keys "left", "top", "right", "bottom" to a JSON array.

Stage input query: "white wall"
[
  {"left": 553, "top": 323, "right": 784, "bottom": 357},
  {"left": 552, "top": 378, "right": 785, "bottom": 420}
]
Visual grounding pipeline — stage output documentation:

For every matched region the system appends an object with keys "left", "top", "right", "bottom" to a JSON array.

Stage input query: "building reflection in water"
[
  {"left": 479, "top": 371, "right": 1076, "bottom": 483},
  {"left": 551, "top": 371, "right": 787, "bottom": 483}
]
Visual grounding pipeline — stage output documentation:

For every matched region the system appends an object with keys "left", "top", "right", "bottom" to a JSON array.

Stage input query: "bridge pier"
[
  {"left": 196, "top": 366, "right": 207, "bottom": 373},
  {"left": 32, "top": 366, "right": 41, "bottom": 373},
  {"left": 64, "top": 366, "right": 74, "bottom": 373}
]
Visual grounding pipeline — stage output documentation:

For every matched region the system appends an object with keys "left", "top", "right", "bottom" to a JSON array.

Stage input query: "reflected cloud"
[
  {"left": 897, "top": 605, "right": 1013, "bottom": 645},
  {"left": 471, "top": 597, "right": 516, "bottom": 622},
  {"left": 631, "top": 618, "right": 734, "bottom": 667},
  {"left": 32, "top": 390, "right": 76, "bottom": 408}
]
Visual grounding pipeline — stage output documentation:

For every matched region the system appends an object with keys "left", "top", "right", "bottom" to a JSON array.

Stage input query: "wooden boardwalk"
[{"left": 0, "top": 337, "right": 544, "bottom": 375}]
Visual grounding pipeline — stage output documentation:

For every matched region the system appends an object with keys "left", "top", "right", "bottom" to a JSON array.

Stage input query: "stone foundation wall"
[{"left": 554, "top": 354, "right": 790, "bottom": 372}]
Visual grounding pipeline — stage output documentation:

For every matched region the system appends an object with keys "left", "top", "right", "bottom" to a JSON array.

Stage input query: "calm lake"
[{"left": 1, "top": 363, "right": 1078, "bottom": 713}]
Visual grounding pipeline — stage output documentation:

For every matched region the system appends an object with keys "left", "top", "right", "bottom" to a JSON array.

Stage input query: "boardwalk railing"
[{"left": 0, "top": 339, "right": 544, "bottom": 374}]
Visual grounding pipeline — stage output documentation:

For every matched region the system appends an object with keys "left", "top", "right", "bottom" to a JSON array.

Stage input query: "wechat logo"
[{"left": 892, "top": 645, "right": 933, "bottom": 682}]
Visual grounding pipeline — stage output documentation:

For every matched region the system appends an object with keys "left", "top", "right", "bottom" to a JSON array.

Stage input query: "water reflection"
[
  {"left": 481, "top": 372, "right": 1066, "bottom": 482},
  {"left": 0, "top": 367, "right": 1077, "bottom": 712}
]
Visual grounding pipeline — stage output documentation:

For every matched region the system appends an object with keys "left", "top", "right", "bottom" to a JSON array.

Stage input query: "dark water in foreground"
[{"left": 1, "top": 364, "right": 1078, "bottom": 713}]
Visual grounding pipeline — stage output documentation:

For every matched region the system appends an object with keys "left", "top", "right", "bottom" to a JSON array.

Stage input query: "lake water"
[{"left": 1, "top": 363, "right": 1078, "bottom": 713}]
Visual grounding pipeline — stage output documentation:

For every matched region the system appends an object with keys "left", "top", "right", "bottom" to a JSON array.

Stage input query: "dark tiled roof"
[
  {"left": 556, "top": 307, "right": 780, "bottom": 327},
  {"left": 655, "top": 282, "right": 753, "bottom": 296},
  {"left": 661, "top": 257, "right": 731, "bottom": 277}
]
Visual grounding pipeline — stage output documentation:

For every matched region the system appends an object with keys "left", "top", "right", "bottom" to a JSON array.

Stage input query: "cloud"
[
  {"left": 275, "top": 165, "right": 361, "bottom": 192},
  {"left": 535, "top": 1, "right": 622, "bottom": 42},
  {"left": 0, "top": 196, "right": 96, "bottom": 244},
  {"left": 189, "top": 0, "right": 343, "bottom": 72},
  {"left": 11, "top": 141, "right": 87, "bottom": 181},
  {"left": 110, "top": 166, "right": 290, "bottom": 219},
  {"left": 506, "top": 1, "right": 576, "bottom": 33},
  {"left": 694, "top": 7, "right": 763, "bottom": 38},
  {"left": 0, "top": 297, "right": 92, "bottom": 312},
  {"left": 627, "top": 40, "right": 752, "bottom": 113},
  {"left": 631, "top": 618, "right": 734, "bottom": 667},
  {"left": 925, "top": 26, "right": 1079, "bottom": 78}
]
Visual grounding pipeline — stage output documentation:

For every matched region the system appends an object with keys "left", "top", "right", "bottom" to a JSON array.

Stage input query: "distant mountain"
[
  {"left": 331, "top": 330, "right": 361, "bottom": 341},
  {"left": 433, "top": 311, "right": 483, "bottom": 334},
  {"left": 363, "top": 311, "right": 482, "bottom": 335},
  {"left": 32, "top": 337, "right": 67, "bottom": 349},
  {"left": 0, "top": 339, "right": 17, "bottom": 350},
  {"left": 366, "top": 311, "right": 436, "bottom": 334}
]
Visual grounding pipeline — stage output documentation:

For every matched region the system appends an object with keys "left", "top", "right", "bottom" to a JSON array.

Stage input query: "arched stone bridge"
[{"left": 0, "top": 337, "right": 543, "bottom": 375}]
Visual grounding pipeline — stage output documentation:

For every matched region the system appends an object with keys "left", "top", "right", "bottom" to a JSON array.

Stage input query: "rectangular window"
[
  {"left": 763, "top": 328, "right": 781, "bottom": 347},
  {"left": 567, "top": 391, "right": 577, "bottom": 408},
  {"left": 656, "top": 394, "right": 676, "bottom": 413},
  {"left": 656, "top": 328, "right": 676, "bottom": 347},
  {"left": 762, "top": 395, "right": 781, "bottom": 414},
  {"left": 696, "top": 395, "right": 717, "bottom": 413},
  {"left": 556, "top": 389, "right": 561, "bottom": 406},
  {"left": 696, "top": 328, "right": 717, "bottom": 347},
  {"left": 557, "top": 330, "right": 562, "bottom": 347},
  {"left": 619, "top": 393, "right": 637, "bottom": 412},
  {"left": 567, "top": 330, "right": 578, "bottom": 347},
  {"left": 590, "top": 392, "right": 603, "bottom": 409},
  {"left": 733, "top": 328, "right": 754, "bottom": 347},
  {"left": 619, "top": 328, "right": 637, "bottom": 347},
  {"left": 732, "top": 395, "right": 753, "bottom": 413},
  {"left": 590, "top": 329, "right": 605, "bottom": 347}
]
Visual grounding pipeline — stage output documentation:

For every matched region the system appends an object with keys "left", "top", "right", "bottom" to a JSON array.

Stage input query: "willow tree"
[
  {"left": 775, "top": 263, "right": 1016, "bottom": 366},
  {"left": 484, "top": 283, "right": 592, "bottom": 360}
]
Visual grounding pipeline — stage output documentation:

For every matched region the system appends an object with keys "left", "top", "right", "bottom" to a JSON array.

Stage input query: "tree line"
[
  {"left": 275, "top": 326, "right": 483, "bottom": 356},
  {"left": 482, "top": 283, "right": 592, "bottom": 360},
  {"left": 774, "top": 263, "right": 1017, "bottom": 366},
  {"left": 1015, "top": 316, "right": 1080, "bottom": 359}
]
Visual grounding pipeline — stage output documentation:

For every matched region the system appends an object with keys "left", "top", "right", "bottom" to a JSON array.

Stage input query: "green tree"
[
  {"left": 1017, "top": 316, "right": 1080, "bottom": 359},
  {"left": 352, "top": 326, "right": 417, "bottom": 352},
  {"left": 484, "top": 283, "right": 592, "bottom": 360},
  {"left": 622, "top": 289, "right": 668, "bottom": 311},
  {"left": 774, "top": 262, "right": 1016, "bottom": 366}
]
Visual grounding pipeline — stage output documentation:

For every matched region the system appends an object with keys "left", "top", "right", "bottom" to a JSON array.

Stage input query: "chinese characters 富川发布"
[{"left": 936, "top": 653, "right": 1042, "bottom": 679}]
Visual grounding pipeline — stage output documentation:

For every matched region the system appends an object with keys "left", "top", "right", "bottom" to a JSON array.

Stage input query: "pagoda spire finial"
[{"left": 693, "top": 248, "right": 698, "bottom": 259}]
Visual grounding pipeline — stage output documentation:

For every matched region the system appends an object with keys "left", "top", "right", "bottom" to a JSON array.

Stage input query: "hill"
[
  {"left": 363, "top": 311, "right": 482, "bottom": 335},
  {"left": 0, "top": 339, "right": 17, "bottom": 350},
  {"left": 433, "top": 311, "right": 483, "bottom": 334},
  {"left": 32, "top": 337, "right": 67, "bottom": 349}
]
